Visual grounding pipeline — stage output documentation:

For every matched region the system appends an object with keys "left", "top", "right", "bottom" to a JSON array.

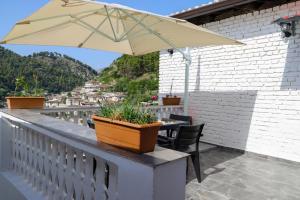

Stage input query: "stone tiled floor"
[{"left": 186, "top": 148, "right": 300, "bottom": 200}]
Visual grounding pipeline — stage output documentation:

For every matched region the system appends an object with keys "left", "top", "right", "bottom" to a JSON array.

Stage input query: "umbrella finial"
[
  {"left": 61, "top": 0, "right": 69, "bottom": 6},
  {"left": 16, "top": 20, "right": 31, "bottom": 25}
]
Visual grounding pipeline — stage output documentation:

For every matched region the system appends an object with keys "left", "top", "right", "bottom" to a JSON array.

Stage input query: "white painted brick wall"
[{"left": 159, "top": 1, "right": 300, "bottom": 162}]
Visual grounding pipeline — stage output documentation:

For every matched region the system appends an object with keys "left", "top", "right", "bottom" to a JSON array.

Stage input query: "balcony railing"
[
  {"left": 42, "top": 105, "right": 184, "bottom": 127},
  {"left": 0, "top": 109, "right": 188, "bottom": 200}
]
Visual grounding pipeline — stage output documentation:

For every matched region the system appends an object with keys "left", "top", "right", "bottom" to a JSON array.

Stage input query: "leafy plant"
[
  {"left": 97, "top": 103, "right": 157, "bottom": 125},
  {"left": 10, "top": 75, "right": 44, "bottom": 97}
]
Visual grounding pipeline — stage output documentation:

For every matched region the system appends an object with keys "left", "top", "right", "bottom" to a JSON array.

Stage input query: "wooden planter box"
[
  {"left": 6, "top": 97, "right": 45, "bottom": 109},
  {"left": 162, "top": 97, "right": 181, "bottom": 106},
  {"left": 92, "top": 116, "right": 161, "bottom": 153}
]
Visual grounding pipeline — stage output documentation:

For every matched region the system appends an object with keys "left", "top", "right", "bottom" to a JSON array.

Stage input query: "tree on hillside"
[{"left": 98, "top": 52, "right": 159, "bottom": 102}]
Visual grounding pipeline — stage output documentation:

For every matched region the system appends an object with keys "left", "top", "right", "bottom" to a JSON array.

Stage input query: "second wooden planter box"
[
  {"left": 6, "top": 97, "right": 45, "bottom": 109},
  {"left": 162, "top": 97, "right": 181, "bottom": 106},
  {"left": 92, "top": 116, "right": 161, "bottom": 153}
]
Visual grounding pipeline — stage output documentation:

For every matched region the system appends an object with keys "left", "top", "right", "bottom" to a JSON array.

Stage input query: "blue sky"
[{"left": 0, "top": 0, "right": 208, "bottom": 70}]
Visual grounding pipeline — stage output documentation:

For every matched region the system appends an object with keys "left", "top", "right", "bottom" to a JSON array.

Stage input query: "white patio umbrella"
[{"left": 0, "top": 0, "right": 242, "bottom": 114}]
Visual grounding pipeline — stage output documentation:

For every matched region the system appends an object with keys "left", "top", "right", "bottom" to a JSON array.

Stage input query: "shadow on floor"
[
  {"left": 185, "top": 147, "right": 300, "bottom": 200},
  {"left": 187, "top": 147, "right": 244, "bottom": 183}
]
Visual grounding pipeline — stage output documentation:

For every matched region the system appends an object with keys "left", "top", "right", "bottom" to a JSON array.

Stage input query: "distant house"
[
  {"left": 81, "top": 101, "right": 98, "bottom": 106},
  {"left": 46, "top": 99, "right": 61, "bottom": 108},
  {"left": 101, "top": 92, "right": 125, "bottom": 103},
  {"left": 66, "top": 97, "right": 81, "bottom": 106},
  {"left": 87, "top": 94, "right": 100, "bottom": 103},
  {"left": 82, "top": 80, "right": 101, "bottom": 93},
  {"left": 160, "top": 0, "right": 300, "bottom": 162}
]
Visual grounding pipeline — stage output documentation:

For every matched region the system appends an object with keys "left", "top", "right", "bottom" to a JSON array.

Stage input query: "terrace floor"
[{"left": 186, "top": 147, "right": 300, "bottom": 200}]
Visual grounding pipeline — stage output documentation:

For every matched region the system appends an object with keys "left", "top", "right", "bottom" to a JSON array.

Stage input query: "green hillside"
[
  {"left": 98, "top": 52, "right": 159, "bottom": 102},
  {"left": 0, "top": 46, "right": 97, "bottom": 106}
]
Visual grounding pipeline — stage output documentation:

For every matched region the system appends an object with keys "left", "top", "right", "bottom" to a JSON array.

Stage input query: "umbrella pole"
[
  {"left": 109, "top": 9, "right": 193, "bottom": 114},
  {"left": 183, "top": 48, "right": 191, "bottom": 115}
]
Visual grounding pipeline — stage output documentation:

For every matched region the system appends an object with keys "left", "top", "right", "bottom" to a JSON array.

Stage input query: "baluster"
[
  {"left": 93, "top": 157, "right": 106, "bottom": 199},
  {"left": 43, "top": 137, "right": 51, "bottom": 197},
  {"left": 65, "top": 145, "right": 75, "bottom": 199},
  {"left": 161, "top": 107, "right": 166, "bottom": 118},
  {"left": 56, "top": 142, "right": 67, "bottom": 200},
  {"left": 107, "top": 162, "right": 118, "bottom": 200},
  {"left": 16, "top": 123, "right": 21, "bottom": 175},
  {"left": 32, "top": 131, "right": 39, "bottom": 189},
  {"left": 28, "top": 128, "right": 34, "bottom": 185},
  {"left": 78, "top": 111, "right": 83, "bottom": 126},
  {"left": 82, "top": 153, "right": 94, "bottom": 200},
  {"left": 38, "top": 134, "right": 45, "bottom": 192},
  {"left": 73, "top": 111, "right": 79, "bottom": 125},
  {"left": 70, "top": 111, "right": 75, "bottom": 123},
  {"left": 82, "top": 111, "right": 88, "bottom": 127},
  {"left": 11, "top": 121, "right": 17, "bottom": 171},
  {"left": 57, "top": 112, "right": 62, "bottom": 121},
  {"left": 49, "top": 139, "right": 58, "bottom": 199},
  {"left": 23, "top": 127, "right": 29, "bottom": 180},
  {"left": 74, "top": 149, "right": 84, "bottom": 200}
]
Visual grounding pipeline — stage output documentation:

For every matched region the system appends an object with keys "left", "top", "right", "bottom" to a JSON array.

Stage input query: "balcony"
[
  {"left": 0, "top": 106, "right": 188, "bottom": 200},
  {"left": 1, "top": 106, "right": 300, "bottom": 200}
]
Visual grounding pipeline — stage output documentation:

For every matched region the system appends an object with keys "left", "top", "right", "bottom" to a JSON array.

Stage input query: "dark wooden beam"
[{"left": 173, "top": 0, "right": 298, "bottom": 25}]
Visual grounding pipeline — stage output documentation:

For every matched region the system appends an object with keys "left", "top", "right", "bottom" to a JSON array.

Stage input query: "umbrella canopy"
[
  {"left": 0, "top": 0, "right": 241, "bottom": 55},
  {"left": 1, "top": 0, "right": 243, "bottom": 115}
]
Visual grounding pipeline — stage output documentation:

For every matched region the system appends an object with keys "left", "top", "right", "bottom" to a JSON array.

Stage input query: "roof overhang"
[
  {"left": 172, "top": 0, "right": 297, "bottom": 25},
  {"left": 172, "top": 0, "right": 257, "bottom": 20}
]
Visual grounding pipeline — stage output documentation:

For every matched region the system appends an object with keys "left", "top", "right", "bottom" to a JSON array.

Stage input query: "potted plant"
[
  {"left": 92, "top": 103, "right": 161, "bottom": 153},
  {"left": 162, "top": 79, "right": 181, "bottom": 105},
  {"left": 6, "top": 75, "right": 45, "bottom": 109}
]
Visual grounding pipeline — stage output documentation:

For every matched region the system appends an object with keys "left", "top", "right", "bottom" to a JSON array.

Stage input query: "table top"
[{"left": 159, "top": 118, "right": 189, "bottom": 130}]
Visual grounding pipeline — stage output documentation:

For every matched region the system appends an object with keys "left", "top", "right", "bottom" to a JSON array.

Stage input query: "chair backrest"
[
  {"left": 169, "top": 114, "right": 192, "bottom": 125},
  {"left": 174, "top": 124, "right": 205, "bottom": 151},
  {"left": 87, "top": 119, "right": 95, "bottom": 129}
]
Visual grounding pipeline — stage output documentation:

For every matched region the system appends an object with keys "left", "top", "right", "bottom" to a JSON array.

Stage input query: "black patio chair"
[
  {"left": 158, "top": 124, "right": 205, "bottom": 183},
  {"left": 87, "top": 119, "right": 95, "bottom": 129},
  {"left": 167, "top": 114, "right": 193, "bottom": 137}
]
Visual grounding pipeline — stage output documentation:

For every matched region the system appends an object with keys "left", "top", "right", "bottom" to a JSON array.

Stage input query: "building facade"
[{"left": 160, "top": 0, "right": 300, "bottom": 162}]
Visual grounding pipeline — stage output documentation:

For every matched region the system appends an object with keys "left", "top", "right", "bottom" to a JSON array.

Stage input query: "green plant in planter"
[
  {"left": 97, "top": 103, "right": 157, "bottom": 125},
  {"left": 10, "top": 75, "right": 45, "bottom": 97}
]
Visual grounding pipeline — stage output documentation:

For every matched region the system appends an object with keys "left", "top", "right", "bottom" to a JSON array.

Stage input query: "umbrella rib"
[
  {"left": 119, "top": 20, "right": 163, "bottom": 42},
  {"left": 2, "top": 13, "right": 96, "bottom": 44},
  {"left": 118, "top": 15, "right": 148, "bottom": 42},
  {"left": 17, "top": 8, "right": 106, "bottom": 24},
  {"left": 73, "top": 19, "right": 116, "bottom": 42},
  {"left": 104, "top": 6, "right": 117, "bottom": 42},
  {"left": 2, "top": 21, "right": 72, "bottom": 44},
  {"left": 78, "top": 9, "right": 115, "bottom": 47},
  {"left": 120, "top": 9, "right": 187, "bottom": 58},
  {"left": 116, "top": 8, "right": 135, "bottom": 55}
]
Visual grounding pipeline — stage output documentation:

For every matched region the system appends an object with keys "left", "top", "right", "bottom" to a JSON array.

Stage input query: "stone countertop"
[{"left": 0, "top": 109, "right": 189, "bottom": 168}]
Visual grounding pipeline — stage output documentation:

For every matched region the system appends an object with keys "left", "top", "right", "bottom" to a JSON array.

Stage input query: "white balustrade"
[
  {"left": 0, "top": 109, "right": 188, "bottom": 200},
  {"left": 42, "top": 107, "right": 100, "bottom": 127},
  {"left": 2, "top": 116, "right": 117, "bottom": 200},
  {"left": 43, "top": 105, "right": 184, "bottom": 127}
]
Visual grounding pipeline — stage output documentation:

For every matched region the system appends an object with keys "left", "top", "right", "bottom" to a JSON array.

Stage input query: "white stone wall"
[{"left": 159, "top": 1, "right": 300, "bottom": 162}]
